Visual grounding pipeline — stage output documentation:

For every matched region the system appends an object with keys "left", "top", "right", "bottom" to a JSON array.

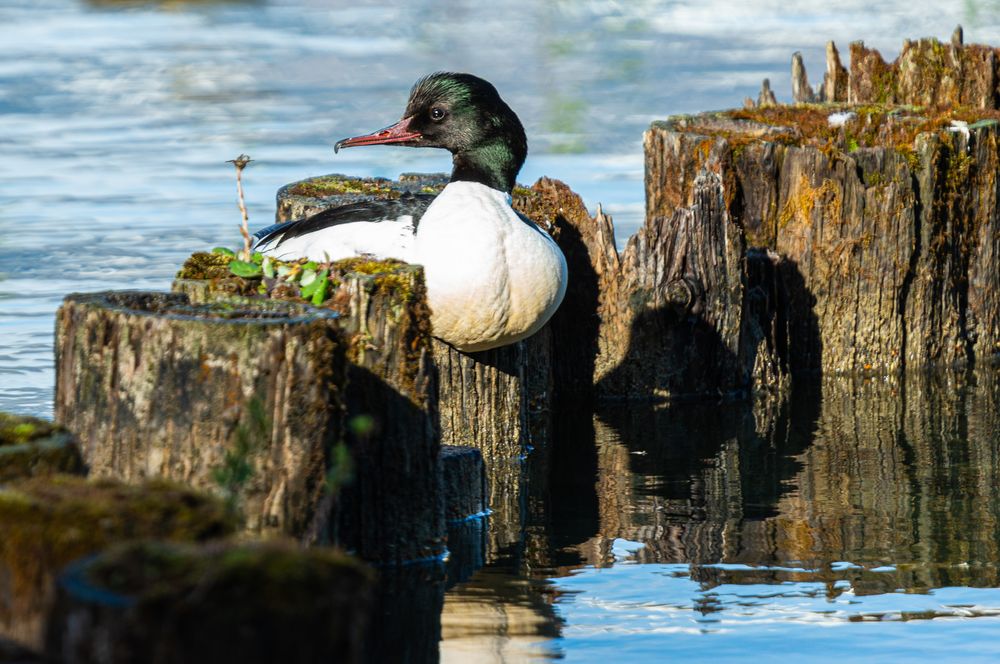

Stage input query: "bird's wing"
[{"left": 252, "top": 192, "right": 436, "bottom": 249}]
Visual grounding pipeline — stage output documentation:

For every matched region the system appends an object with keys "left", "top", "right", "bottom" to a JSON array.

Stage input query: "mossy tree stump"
[
  {"left": 173, "top": 258, "right": 443, "bottom": 564},
  {"left": 45, "top": 540, "right": 373, "bottom": 664},
  {"left": 647, "top": 106, "right": 1000, "bottom": 381},
  {"left": 54, "top": 291, "right": 345, "bottom": 538},
  {"left": 0, "top": 476, "right": 236, "bottom": 650},
  {"left": 322, "top": 262, "right": 443, "bottom": 564}
]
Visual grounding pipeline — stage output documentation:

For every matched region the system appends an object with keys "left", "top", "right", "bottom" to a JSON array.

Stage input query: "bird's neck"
[{"left": 450, "top": 140, "right": 522, "bottom": 194}]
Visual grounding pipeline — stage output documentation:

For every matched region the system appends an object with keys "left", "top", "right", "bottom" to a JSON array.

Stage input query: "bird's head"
[{"left": 335, "top": 72, "right": 526, "bottom": 193}]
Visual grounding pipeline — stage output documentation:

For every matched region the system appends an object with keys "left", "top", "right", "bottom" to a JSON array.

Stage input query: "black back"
[{"left": 253, "top": 192, "right": 436, "bottom": 248}]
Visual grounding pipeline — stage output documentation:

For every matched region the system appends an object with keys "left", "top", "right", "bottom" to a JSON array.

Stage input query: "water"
[
  {"left": 444, "top": 373, "right": 1000, "bottom": 662},
  {"left": 4, "top": 0, "right": 1000, "bottom": 661}
]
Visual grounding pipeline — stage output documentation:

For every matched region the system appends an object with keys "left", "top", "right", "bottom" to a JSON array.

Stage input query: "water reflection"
[{"left": 439, "top": 369, "right": 1000, "bottom": 660}]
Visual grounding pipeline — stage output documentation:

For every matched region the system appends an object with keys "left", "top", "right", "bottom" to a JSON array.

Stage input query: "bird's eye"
[{"left": 430, "top": 107, "right": 446, "bottom": 121}]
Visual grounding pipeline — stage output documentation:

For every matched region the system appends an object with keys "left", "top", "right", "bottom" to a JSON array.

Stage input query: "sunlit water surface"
[{"left": 4, "top": 1, "right": 1000, "bottom": 662}]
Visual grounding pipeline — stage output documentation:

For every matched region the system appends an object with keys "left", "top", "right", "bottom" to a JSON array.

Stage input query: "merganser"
[{"left": 253, "top": 72, "right": 568, "bottom": 352}]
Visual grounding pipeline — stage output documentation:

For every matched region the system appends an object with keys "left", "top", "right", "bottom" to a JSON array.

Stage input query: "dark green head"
[{"left": 335, "top": 72, "right": 527, "bottom": 193}]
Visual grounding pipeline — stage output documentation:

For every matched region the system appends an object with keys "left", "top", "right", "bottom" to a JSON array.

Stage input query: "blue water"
[{"left": 5, "top": 1, "right": 1000, "bottom": 661}]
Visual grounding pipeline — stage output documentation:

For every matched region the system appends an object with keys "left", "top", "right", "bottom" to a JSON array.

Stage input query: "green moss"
[
  {"left": 0, "top": 413, "right": 59, "bottom": 446},
  {"left": 0, "top": 475, "right": 236, "bottom": 541},
  {"left": 175, "top": 252, "right": 234, "bottom": 280},
  {"left": 0, "top": 435, "right": 84, "bottom": 482},
  {"left": 0, "top": 414, "right": 82, "bottom": 482},
  {"left": 288, "top": 175, "right": 402, "bottom": 199},
  {"left": 332, "top": 257, "right": 407, "bottom": 275},
  {"left": 0, "top": 475, "right": 238, "bottom": 617},
  {"left": 83, "top": 539, "right": 372, "bottom": 599},
  {"left": 714, "top": 105, "right": 1000, "bottom": 153},
  {"left": 331, "top": 258, "right": 417, "bottom": 301},
  {"left": 59, "top": 539, "right": 374, "bottom": 662}
]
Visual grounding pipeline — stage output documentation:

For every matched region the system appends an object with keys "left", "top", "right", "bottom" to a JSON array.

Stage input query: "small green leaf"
[
  {"left": 348, "top": 414, "right": 375, "bottom": 437},
  {"left": 302, "top": 261, "right": 319, "bottom": 271},
  {"left": 262, "top": 256, "right": 275, "bottom": 279},
  {"left": 229, "top": 260, "right": 263, "bottom": 278},
  {"left": 300, "top": 280, "right": 318, "bottom": 299},
  {"left": 251, "top": 252, "right": 264, "bottom": 265},
  {"left": 310, "top": 270, "right": 329, "bottom": 304},
  {"left": 212, "top": 247, "right": 236, "bottom": 257},
  {"left": 848, "top": 138, "right": 859, "bottom": 153},
  {"left": 276, "top": 265, "right": 293, "bottom": 277},
  {"left": 299, "top": 269, "right": 317, "bottom": 287}
]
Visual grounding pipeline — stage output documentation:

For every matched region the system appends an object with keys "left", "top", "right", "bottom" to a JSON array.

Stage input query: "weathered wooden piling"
[
  {"left": 54, "top": 291, "right": 345, "bottom": 538},
  {"left": 646, "top": 105, "right": 1000, "bottom": 381},
  {"left": 0, "top": 413, "right": 83, "bottom": 481},
  {"left": 45, "top": 540, "right": 374, "bottom": 664},
  {"left": 440, "top": 445, "right": 487, "bottom": 522},
  {"left": 320, "top": 261, "right": 443, "bottom": 564},
  {"left": 174, "top": 257, "right": 443, "bottom": 563},
  {"left": 0, "top": 476, "right": 236, "bottom": 649}
]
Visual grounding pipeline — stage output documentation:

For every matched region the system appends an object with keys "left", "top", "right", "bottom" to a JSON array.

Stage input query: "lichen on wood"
[
  {"left": 54, "top": 291, "right": 346, "bottom": 539},
  {"left": 276, "top": 173, "right": 447, "bottom": 222}
]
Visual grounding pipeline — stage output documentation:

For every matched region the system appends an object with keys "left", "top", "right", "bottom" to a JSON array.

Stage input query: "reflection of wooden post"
[
  {"left": 778, "top": 373, "right": 1000, "bottom": 591},
  {"left": 54, "top": 291, "right": 344, "bottom": 538}
]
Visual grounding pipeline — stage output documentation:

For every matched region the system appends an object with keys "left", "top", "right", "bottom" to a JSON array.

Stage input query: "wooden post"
[
  {"left": 274, "top": 174, "right": 554, "bottom": 461},
  {"left": 642, "top": 106, "right": 1000, "bottom": 379},
  {"left": 45, "top": 540, "right": 374, "bottom": 664},
  {"left": 0, "top": 476, "right": 236, "bottom": 650},
  {"left": 440, "top": 445, "right": 487, "bottom": 522},
  {"left": 0, "top": 413, "right": 82, "bottom": 481},
  {"left": 321, "top": 263, "right": 444, "bottom": 564},
  {"left": 173, "top": 260, "right": 444, "bottom": 564},
  {"left": 54, "top": 291, "right": 345, "bottom": 538}
]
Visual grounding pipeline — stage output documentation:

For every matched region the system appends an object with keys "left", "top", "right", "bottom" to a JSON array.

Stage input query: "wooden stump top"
[{"left": 65, "top": 290, "right": 338, "bottom": 326}]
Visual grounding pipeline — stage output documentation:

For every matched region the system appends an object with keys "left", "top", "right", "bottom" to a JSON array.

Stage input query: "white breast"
[{"left": 415, "top": 181, "right": 567, "bottom": 352}]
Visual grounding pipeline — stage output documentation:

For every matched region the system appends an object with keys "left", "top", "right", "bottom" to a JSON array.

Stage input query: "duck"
[{"left": 253, "top": 72, "right": 568, "bottom": 353}]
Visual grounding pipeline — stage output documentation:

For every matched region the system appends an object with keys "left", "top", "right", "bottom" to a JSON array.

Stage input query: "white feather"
[{"left": 256, "top": 216, "right": 416, "bottom": 263}]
